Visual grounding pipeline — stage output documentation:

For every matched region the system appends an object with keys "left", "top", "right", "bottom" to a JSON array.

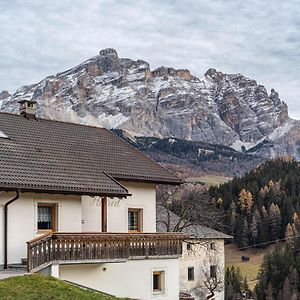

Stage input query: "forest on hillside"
[
  {"left": 209, "top": 157, "right": 300, "bottom": 248},
  {"left": 112, "top": 129, "right": 263, "bottom": 177}
]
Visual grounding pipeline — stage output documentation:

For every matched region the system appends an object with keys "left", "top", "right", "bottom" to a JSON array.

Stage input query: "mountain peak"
[
  {"left": 0, "top": 90, "right": 10, "bottom": 100},
  {"left": 204, "top": 68, "right": 224, "bottom": 80},
  {"left": 151, "top": 66, "right": 194, "bottom": 81},
  {"left": 0, "top": 50, "right": 298, "bottom": 159},
  {"left": 99, "top": 48, "right": 118, "bottom": 57}
]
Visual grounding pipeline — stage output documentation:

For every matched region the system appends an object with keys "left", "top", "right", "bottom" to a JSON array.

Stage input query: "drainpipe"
[{"left": 4, "top": 190, "right": 20, "bottom": 269}]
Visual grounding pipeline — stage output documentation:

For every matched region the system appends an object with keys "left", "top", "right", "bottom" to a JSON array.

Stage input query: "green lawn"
[{"left": 0, "top": 274, "right": 129, "bottom": 300}]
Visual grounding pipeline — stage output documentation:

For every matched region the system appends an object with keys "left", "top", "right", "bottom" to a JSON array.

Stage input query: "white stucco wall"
[
  {"left": 179, "top": 239, "right": 225, "bottom": 300},
  {"left": 0, "top": 192, "right": 81, "bottom": 265},
  {"left": 81, "top": 195, "right": 101, "bottom": 232},
  {"left": 60, "top": 258, "right": 179, "bottom": 300},
  {"left": 81, "top": 182, "right": 157, "bottom": 233},
  {"left": 0, "top": 182, "right": 157, "bottom": 265}
]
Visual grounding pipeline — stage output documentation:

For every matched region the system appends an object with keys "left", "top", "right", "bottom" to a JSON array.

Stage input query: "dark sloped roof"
[
  {"left": 156, "top": 205, "right": 232, "bottom": 239},
  {"left": 0, "top": 112, "right": 181, "bottom": 196}
]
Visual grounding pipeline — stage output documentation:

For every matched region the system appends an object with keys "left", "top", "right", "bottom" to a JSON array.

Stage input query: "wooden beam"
[{"left": 101, "top": 197, "right": 108, "bottom": 232}]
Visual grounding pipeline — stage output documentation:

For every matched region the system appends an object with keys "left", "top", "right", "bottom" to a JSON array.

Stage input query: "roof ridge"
[{"left": 0, "top": 110, "right": 108, "bottom": 131}]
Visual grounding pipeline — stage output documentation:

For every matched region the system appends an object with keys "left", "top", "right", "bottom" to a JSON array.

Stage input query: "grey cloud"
[{"left": 0, "top": 0, "right": 299, "bottom": 118}]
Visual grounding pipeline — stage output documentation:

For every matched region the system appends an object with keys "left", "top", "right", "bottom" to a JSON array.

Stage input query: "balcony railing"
[{"left": 27, "top": 232, "right": 187, "bottom": 272}]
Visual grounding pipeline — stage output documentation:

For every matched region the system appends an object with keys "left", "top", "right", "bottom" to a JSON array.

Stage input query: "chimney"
[{"left": 18, "top": 100, "right": 37, "bottom": 119}]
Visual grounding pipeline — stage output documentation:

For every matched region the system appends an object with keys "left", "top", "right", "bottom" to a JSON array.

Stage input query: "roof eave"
[
  {"left": 113, "top": 177, "right": 183, "bottom": 185},
  {"left": 0, "top": 186, "right": 131, "bottom": 198}
]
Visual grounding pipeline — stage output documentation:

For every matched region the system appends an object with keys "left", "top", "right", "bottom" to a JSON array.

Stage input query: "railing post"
[{"left": 27, "top": 242, "right": 31, "bottom": 272}]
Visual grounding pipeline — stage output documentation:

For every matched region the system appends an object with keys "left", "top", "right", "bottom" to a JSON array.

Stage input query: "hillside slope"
[
  {"left": 209, "top": 158, "right": 300, "bottom": 247},
  {"left": 113, "top": 129, "right": 263, "bottom": 177},
  {"left": 0, "top": 274, "right": 128, "bottom": 300}
]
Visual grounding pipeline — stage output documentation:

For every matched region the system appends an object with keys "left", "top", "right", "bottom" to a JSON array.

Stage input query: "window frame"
[
  {"left": 128, "top": 208, "right": 143, "bottom": 233},
  {"left": 188, "top": 267, "right": 194, "bottom": 281},
  {"left": 187, "top": 242, "right": 192, "bottom": 251},
  {"left": 152, "top": 271, "right": 165, "bottom": 293},
  {"left": 210, "top": 242, "right": 216, "bottom": 250},
  {"left": 37, "top": 203, "right": 57, "bottom": 233},
  {"left": 210, "top": 265, "right": 217, "bottom": 279}
]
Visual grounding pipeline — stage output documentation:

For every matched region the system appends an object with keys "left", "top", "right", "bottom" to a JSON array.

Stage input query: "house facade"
[
  {"left": 0, "top": 100, "right": 186, "bottom": 300},
  {"left": 180, "top": 239, "right": 226, "bottom": 300},
  {"left": 157, "top": 206, "right": 232, "bottom": 300}
]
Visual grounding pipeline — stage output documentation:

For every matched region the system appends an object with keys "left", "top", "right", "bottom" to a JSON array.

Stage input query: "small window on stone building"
[
  {"left": 187, "top": 243, "right": 192, "bottom": 251},
  {"left": 188, "top": 267, "right": 194, "bottom": 281},
  {"left": 210, "top": 265, "right": 217, "bottom": 278},
  {"left": 210, "top": 242, "right": 216, "bottom": 250}
]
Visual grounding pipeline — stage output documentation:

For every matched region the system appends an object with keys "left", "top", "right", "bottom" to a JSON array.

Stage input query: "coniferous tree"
[
  {"left": 285, "top": 223, "right": 294, "bottom": 247},
  {"left": 265, "top": 283, "right": 274, "bottom": 300},
  {"left": 230, "top": 201, "right": 237, "bottom": 236},
  {"left": 240, "top": 219, "right": 250, "bottom": 247},
  {"left": 250, "top": 214, "right": 258, "bottom": 246},
  {"left": 269, "top": 203, "right": 281, "bottom": 240},
  {"left": 255, "top": 245, "right": 295, "bottom": 300},
  {"left": 238, "top": 189, "right": 248, "bottom": 212},
  {"left": 259, "top": 206, "right": 269, "bottom": 244},
  {"left": 225, "top": 266, "right": 245, "bottom": 300},
  {"left": 209, "top": 158, "right": 300, "bottom": 246}
]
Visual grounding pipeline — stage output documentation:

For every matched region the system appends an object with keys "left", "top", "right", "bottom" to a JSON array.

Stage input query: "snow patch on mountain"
[{"left": 0, "top": 48, "right": 299, "bottom": 159}]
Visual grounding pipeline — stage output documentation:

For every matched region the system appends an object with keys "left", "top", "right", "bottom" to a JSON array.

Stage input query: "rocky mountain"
[{"left": 0, "top": 48, "right": 299, "bottom": 159}]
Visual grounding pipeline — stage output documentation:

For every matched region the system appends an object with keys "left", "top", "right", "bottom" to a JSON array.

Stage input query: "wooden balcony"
[{"left": 27, "top": 232, "right": 187, "bottom": 272}]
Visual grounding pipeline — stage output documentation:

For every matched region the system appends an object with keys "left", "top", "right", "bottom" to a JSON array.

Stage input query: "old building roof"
[
  {"left": 0, "top": 112, "right": 181, "bottom": 196},
  {"left": 156, "top": 205, "right": 232, "bottom": 239}
]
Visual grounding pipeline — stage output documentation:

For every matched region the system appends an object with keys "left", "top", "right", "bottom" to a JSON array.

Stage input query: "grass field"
[
  {"left": 0, "top": 274, "right": 129, "bottom": 300},
  {"left": 188, "top": 175, "right": 232, "bottom": 186},
  {"left": 225, "top": 243, "right": 276, "bottom": 290}
]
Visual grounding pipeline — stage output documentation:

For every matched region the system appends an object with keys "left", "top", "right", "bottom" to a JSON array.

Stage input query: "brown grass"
[
  {"left": 187, "top": 175, "right": 232, "bottom": 186},
  {"left": 225, "top": 243, "right": 276, "bottom": 290}
]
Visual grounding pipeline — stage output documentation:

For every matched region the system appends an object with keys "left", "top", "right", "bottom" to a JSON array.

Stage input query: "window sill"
[
  {"left": 36, "top": 230, "right": 54, "bottom": 234},
  {"left": 152, "top": 290, "right": 166, "bottom": 296}
]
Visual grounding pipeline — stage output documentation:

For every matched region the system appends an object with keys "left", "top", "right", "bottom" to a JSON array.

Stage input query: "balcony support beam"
[{"left": 101, "top": 197, "right": 107, "bottom": 232}]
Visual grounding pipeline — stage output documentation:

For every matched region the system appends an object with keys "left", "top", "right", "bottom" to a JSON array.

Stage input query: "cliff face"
[{"left": 0, "top": 48, "right": 298, "bottom": 159}]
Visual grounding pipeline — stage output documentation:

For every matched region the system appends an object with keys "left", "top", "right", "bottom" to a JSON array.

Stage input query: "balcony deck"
[{"left": 27, "top": 232, "right": 187, "bottom": 272}]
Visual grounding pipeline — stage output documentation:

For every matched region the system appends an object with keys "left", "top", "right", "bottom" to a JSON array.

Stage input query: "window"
[
  {"left": 188, "top": 267, "right": 194, "bottom": 281},
  {"left": 128, "top": 208, "right": 142, "bottom": 232},
  {"left": 187, "top": 243, "right": 192, "bottom": 251},
  {"left": 37, "top": 204, "right": 56, "bottom": 231},
  {"left": 210, "top": 265, "right": 217, "bottom": 278},
  {"left": 153, "top": 271, "right": 164, "bottom": 293},
  {"left": 210, "top": 242, "right": 216, "bottom": 250}
]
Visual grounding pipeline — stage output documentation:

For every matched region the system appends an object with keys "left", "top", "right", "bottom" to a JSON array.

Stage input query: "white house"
[
  {"left": 0, "top": 100, "right": 186, "bottom": 300},
  {"left": 157, "top": 206, "right": 232, "bottom": 300}
]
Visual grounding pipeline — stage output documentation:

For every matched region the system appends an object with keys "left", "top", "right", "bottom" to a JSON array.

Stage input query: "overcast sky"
[{"left": 0, "top": 0, "right": 299, "bottom": 119}]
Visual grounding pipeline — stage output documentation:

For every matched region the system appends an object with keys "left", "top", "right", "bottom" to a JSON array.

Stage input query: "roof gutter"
[{"left": 4, "top": 190, "right": 20, "bottom": 269}]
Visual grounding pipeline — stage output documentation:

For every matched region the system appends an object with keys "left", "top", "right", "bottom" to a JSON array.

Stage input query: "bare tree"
[
  {"left": 200, "top": 249, "right": 224, "bottom": 300},
  {"left": 201, "top": 265, "right": 223, "bottom": 299},
  {"left": 157, "top": 183, "right": 226, "bottom": 232}
]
